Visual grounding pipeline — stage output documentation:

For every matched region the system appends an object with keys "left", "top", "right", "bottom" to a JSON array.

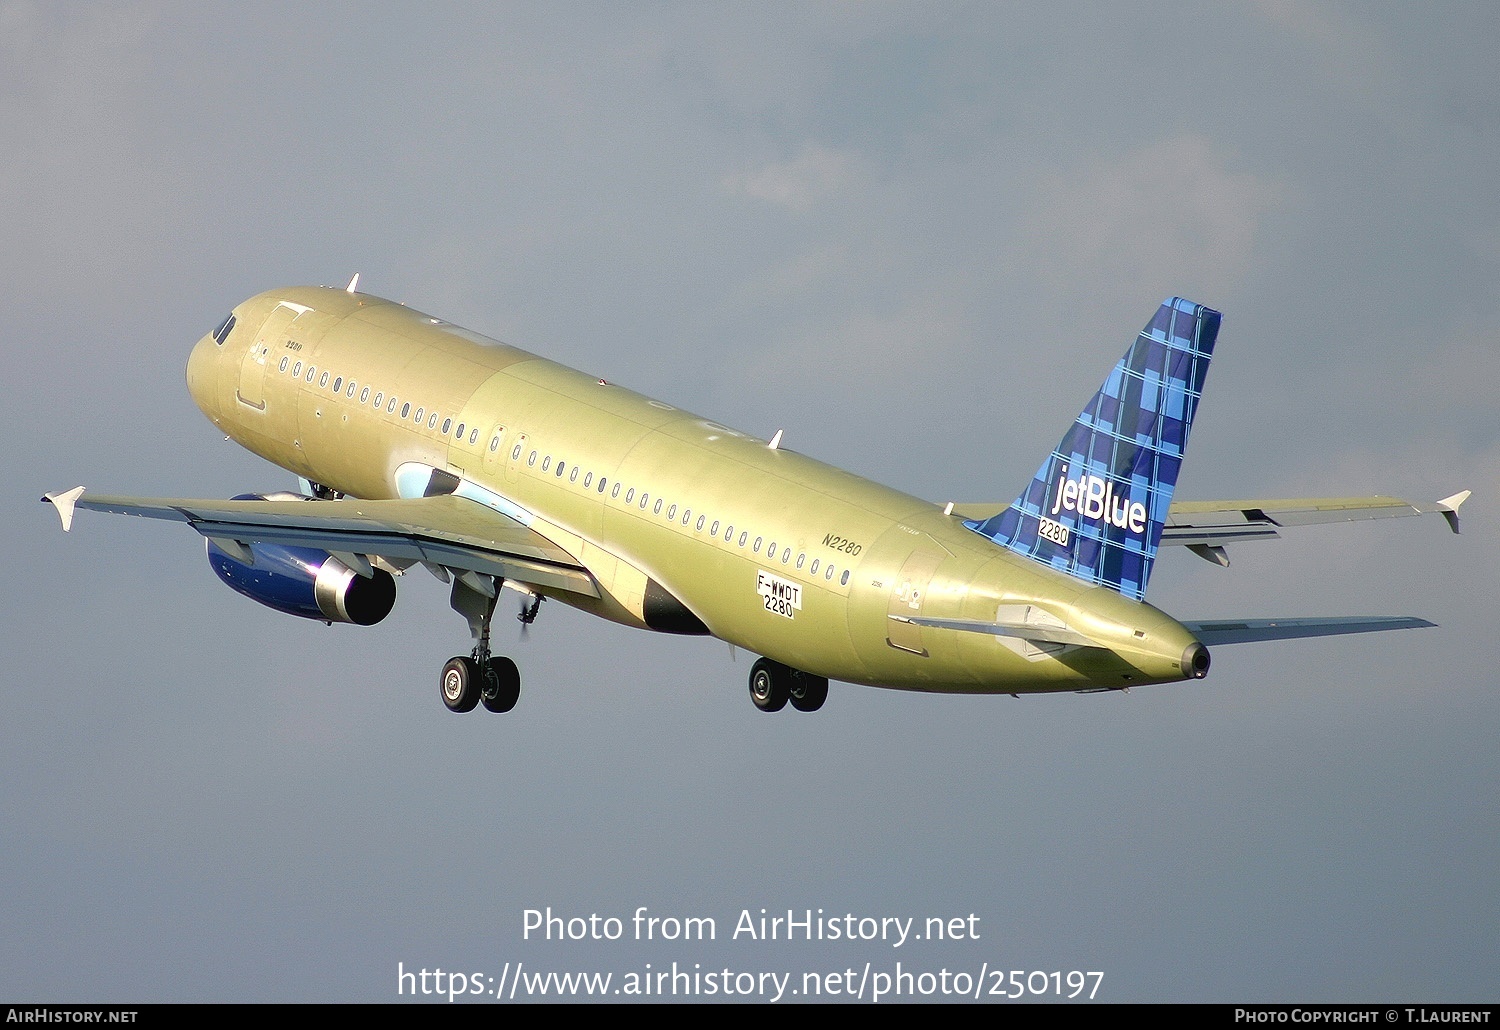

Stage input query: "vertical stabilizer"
[{"left": 965, "top": 298, "right": 1220, "bottom": 600}]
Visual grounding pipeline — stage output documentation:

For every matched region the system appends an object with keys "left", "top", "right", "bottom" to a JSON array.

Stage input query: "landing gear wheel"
[
  {"left": 441, "top": 656, "right": 481, "bottom": 713},
  {"left": 480, "top": 656, "right": 521, "bottom": 713},
  {"left": 749, "top": 658, "right": 789, "bottom": 713},
  {"left": 788, "top": 671, "right": 829, "bottom": 713}
]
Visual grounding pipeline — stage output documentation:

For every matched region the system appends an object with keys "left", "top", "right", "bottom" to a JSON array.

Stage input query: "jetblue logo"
[{"left": 1047, "top": 462, "right": 1147, "bottom": 536}]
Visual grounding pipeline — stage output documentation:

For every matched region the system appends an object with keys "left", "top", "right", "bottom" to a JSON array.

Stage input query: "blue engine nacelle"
[
  {"left": 207, "top": 539, "right": 396, "bottom": 625},
  {"left": 204, "top": 494, "right": 396, "bottom": 625}
]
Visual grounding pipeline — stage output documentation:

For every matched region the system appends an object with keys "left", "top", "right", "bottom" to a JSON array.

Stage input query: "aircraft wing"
[
  {"left": 41, "top": 488, "right": 598, "bottom": 598},
  {"left": 951, "top": 491, "right": 1469, "bottom": 566}
]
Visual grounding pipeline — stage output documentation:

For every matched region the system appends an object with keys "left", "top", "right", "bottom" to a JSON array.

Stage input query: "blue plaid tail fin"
[{"left": 964, "top": 298, "right": 1220, "bottom": 601}]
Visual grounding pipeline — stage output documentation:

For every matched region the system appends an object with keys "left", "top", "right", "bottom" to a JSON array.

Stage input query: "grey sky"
[{"left": 3, "top": 2, "right": 1496, "bottom": 1002}]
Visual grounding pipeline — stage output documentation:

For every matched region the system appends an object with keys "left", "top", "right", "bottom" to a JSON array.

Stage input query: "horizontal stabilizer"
[
  {"left": 1159, "top": 492, "right": 1468, "bottom": 562},
  {"left": 955, "top": 491, "right": 1471, "bottom": 563},
  {"left": 1181, "top": 616, "right": 1435, "bottom": 645}
]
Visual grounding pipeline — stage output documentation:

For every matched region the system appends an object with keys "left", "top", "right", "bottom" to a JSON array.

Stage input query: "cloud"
[
  {"left": 1009, "top": 135, "right": 1286, "bottom": 322},
  {"left": 736, "top": 243, "right": 851, "bottom": 300},
  {"left": 739, "top": 275, "right": 976, "bottom": 395},
  {"left": 1246, "top": 0, "right": 1389, "bottom": 87},
  {"left": 721, "top": 144, "right": 860, "bottom": 211}
]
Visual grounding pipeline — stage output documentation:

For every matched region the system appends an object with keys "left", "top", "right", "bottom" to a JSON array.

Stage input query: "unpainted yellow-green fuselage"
[{"left": 187, "top": 286, "right": 1199, "bottom": 693}]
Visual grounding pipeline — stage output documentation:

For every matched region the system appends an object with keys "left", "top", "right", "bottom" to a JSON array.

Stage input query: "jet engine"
[{"left": 204, "top": 493, "right": 395, "bottom": 625}]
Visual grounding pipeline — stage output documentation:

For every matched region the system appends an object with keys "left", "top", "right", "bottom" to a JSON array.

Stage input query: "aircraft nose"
[{"left": 185, "top": 331, "right": 220, "bottom": 419}]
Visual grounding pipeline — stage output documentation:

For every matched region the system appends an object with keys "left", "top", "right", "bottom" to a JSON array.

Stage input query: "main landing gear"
[
  {"left": 748, "top": 657, "right": 829, "bottom": 713},
  {"left": 441, "top": 654, "right": 520, "bottom": 713},
  {"left": 442, "top": 573, "right": 526, "bottom": 714}
]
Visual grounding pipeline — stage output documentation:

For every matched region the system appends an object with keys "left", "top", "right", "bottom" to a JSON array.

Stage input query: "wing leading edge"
[{"left": 42, "top": 488, "right": 598, "bottom": 598}]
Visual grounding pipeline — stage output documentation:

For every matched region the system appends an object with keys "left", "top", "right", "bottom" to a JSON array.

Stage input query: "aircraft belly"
[{"left": 699, "top": 552, "right": 863, "bottom": 679}]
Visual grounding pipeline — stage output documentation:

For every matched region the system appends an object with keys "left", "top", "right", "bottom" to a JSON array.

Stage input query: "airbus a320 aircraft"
[{"left": 45, "top": 281, "right": 1467, "bottom": 714}]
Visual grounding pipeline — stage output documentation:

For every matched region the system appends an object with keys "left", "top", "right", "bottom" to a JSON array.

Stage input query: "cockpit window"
[{"left": 212, "top": 314, "right": 236, "bottom": 345}]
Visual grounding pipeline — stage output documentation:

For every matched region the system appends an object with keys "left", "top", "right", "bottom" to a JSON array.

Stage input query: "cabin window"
[
  {"left": 640, "top": 493, "right": 649, "bottom": 510},
  {"left": 583, "top": 472, "right": 592, "bottom": 488},
  {"left": 542, "top": 456, "right": 551, "bottom": 471},
  {"left": 401, "top": 403, "right": 411, "bottom": 419},
  {"left": 512, "top": 444, "right": 523, "bottom": 460},
  {"left": 598, "top": 478, "right": 607, "bottom": 494},
  {"left": 306, "top": 367, "right": 316, "bottom": 382},
  {"left": 796, "top": 553, "right": 805, "bottom": 569},
  {"left": 360, "top": 387, "right": 370, "bottom": 403},
  {"left": 840, "top": 570, "right": 850, "bottom": 586},
  {"left": 347, "top": 381, "right": 357, "bottom": 398},
  {"left": 696, "top": 515, "right": 705, "bottom": 532},
  {"left": 737, "top": 531, "right": 746, "bottom": 547},
  {"left": 292, "top": 361, "right": 302, "bottom": 377},
  {"left": 453, "top": 422, "right": 463, "bottom": 439},
  {"left": 320, "top": 372, "right": 330, "bottom": 388},
  {"left": 767, "top": 540, "right": 777, "bottom": 556},
  {"left": 570, "top": 467, "right": 580, "bottom": 483},
  {"left": 469, "top": 428, "right": 479, "bottom": 445},
  {"left": 610, "top": 482, "right": 619, "bottom": 498},
  {"left": 753, "top": 537, "right": 763, "bottom": 553},
  {"left": 279, "top": 356, "right": 289, "bottom": 372},
  {"left": 428, "top": 412, "right": 438, "bottom": 429},
  {"left": 625, "top": 488, "right": 634, "bottom": 504},
  {"left": 710, "top": 520, "right": 719, "bottom": 536},
  {"left": 387, "top": 397, "right": 397, "bottom": 413},
  {"left": 666, "top": 504, "right": 675, "bottom": 520},
  {"left": 556, "top": 462, "right": 565, "bottom": 478},
  {"left": 826, "top": 565, "right": 836, "bottom": 580},
  {"left": 331, "top": 376, "right": 342, "bottom": 393},
  {"left": 490, "top": 436, "right": 500, "bottom": 453},
  {"left": 810, "top": 559, "right": 820, "bottom": 575},
  {"left": 527, "top": 450, "right": 537, "bottom": 466},
  {"left": 442, "top": 418, "right": 453, "bottom": 435}
]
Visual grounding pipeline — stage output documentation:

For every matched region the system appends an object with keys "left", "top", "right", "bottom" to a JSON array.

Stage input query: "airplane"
[{"left": 44, "top": 281, "right": 1468, "bottom": 714}]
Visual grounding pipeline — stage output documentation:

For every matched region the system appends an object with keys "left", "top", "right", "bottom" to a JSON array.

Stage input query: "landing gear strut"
[
  {"left": 748, "top": 657, "right": 828, "bottom": 713},
  {"left": 442, "top": 574, "right": 523, "bottom": 714}
]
